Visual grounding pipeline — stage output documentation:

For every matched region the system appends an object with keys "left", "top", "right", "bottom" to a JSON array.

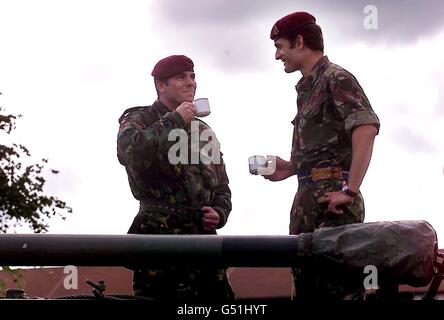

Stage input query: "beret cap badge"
[{"left": 271, "top": 25, "right": 280, "bottom": 38}]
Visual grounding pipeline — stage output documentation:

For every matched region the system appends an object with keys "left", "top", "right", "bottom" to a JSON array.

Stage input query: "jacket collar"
[
  {"left": 151, "top": 99, "right": 172, "bottom": 116},
  {"left": 295, "top": 55, "right": 330, "bottom": 93}
]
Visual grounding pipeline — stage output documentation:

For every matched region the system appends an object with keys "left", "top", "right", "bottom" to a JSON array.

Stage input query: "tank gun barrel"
[{"left": 0, "top": 234, "right": 303, "bottom": 267}]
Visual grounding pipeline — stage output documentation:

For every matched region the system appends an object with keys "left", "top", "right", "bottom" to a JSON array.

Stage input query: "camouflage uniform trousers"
[
  {"left": 130, "top": 207, "right": 234, "bottom": 302},
  {"left": 289, "top": 178, "right": 365, "bottom": 300}
]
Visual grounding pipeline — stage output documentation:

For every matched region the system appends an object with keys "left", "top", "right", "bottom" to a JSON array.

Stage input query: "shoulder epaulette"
[{"left": 118, "top": 106, "right": 149, "bottom": 124}]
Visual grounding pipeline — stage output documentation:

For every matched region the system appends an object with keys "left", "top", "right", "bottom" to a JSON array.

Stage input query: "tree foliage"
[{"left": 0, "top": 101, "right": 72, "bottom": 233}]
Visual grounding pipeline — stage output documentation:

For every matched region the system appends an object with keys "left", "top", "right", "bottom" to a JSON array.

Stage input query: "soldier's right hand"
[{"left": 175, "top": 102, "right": 196, "bottom": 124}]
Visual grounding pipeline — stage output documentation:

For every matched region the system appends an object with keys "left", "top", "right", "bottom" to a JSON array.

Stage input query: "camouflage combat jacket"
[
  {"left": 290, "top": 56, "right": 380, "bottom": 172},
  {"left": 117, "top": 99, "right": 231, "bottom": 229}
]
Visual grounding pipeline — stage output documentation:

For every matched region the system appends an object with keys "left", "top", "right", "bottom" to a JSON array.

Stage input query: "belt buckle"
[
  {"left": 310, "top": 167, "right": 323, "bottom": 182},
  {"left": 310, "top": 166, "right": 342, "bottom": 182}
]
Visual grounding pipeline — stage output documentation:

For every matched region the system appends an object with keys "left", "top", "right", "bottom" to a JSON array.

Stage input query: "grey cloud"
[
  {"left": 164, "top": 22, "right": 269, "bottom": 72},
  {"left": 149, "top": 0, "right": 276, "bottom": 73},
  {"left": 316, "top": 0, "right": 444, "bottom": 45},
  {"left": 150, "top": 0, "right": 271, "bottom": 25},
  {"left": 391, "top": 126, "right": 437, "bottom": 155},
  {"left": 151, "top": 0, "right": 444, "bottom": 41},
  {"left": 149, "top": 0, "right": 444, "bottom": 72},
  {"left": 437, "top": 95, "right": 444, "bottom": 115},
  {"left": 434, "top": 76, "right": 444, "bottom": 115}
]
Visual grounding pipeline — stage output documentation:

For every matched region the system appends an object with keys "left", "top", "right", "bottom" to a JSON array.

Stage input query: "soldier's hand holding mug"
[
  {"left": 262, "top": 156, "right": 293, "bottom": 181},
  {"left": 176, "top": 102, "right": 196, "bottom": 123}
]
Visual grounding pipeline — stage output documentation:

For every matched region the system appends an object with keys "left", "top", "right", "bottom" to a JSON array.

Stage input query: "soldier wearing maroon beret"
[
  {"left": 263, "top": 12, "right": 380, "bottom": 299},
  {"left": 151, "top": 54, "right": 195, "bottom": 79},
  {"left": 117, "top": 55, "right": 233, "bottom": 301}
]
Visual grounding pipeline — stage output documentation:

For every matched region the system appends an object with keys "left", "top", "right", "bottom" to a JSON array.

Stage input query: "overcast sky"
[{"left": 1, "top": 0, "right": 443, "bottom": 245}]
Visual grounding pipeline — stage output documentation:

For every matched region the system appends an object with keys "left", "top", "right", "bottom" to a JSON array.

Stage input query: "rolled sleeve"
[
  {"left": 344, "top": 110, "right": 380, "bottom": 135},
  {"left": 329, "top": 71, "right": 380, "bottom": 136}
]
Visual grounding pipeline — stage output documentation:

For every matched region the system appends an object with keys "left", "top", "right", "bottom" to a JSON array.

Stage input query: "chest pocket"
[
  {"left": 303, "top": 102, "right": 319, "bottom": 116},
  {"left": 297, "top": 98, "right": 339, "bottom": 151},
  {"left": 300, "top": 94, "right": 325, "bottom": 120}
]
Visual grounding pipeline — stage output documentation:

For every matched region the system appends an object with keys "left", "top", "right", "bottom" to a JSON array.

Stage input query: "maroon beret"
[
  {"left": 270, "top": 12, "right": 316, "bottom": 41},
  {"left": 151, "top": 55, "right": 194, "bottom": 79}
]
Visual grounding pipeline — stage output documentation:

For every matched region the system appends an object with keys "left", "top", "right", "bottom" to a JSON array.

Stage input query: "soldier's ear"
[
  {"left": 154, "top": 78, "right": 168, "bottom": 93},
  {"left": 296, "top": 35, "right": 304, "bottom": 49}
]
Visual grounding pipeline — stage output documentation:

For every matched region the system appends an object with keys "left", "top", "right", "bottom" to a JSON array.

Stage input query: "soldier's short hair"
[{"left": 287, "top": 24, "right": 324, "bottom": 53}]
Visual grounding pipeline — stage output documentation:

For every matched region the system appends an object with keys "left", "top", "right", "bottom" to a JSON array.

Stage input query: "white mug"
[
  {"left": 248, "top": 155, "right": 277, "bottom": 176},
  {"left": 248, "top": 155, "right": 266, "bottom": 175},
  {"left": 193, "top": 98, "right": 211, "bottom": 117}
]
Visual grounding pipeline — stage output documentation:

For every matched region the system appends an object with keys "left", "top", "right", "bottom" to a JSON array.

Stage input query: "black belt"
[
  {"left": 127, "top": 199, "right": 201, "bottom": 234},
  {"left": 140, "top": 198, "right": 198, "bottom": 215}
]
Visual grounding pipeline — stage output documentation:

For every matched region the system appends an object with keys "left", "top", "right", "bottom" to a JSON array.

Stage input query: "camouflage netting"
[{"left": 309, "top": 220, "right": 437, "bottom": 287}]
